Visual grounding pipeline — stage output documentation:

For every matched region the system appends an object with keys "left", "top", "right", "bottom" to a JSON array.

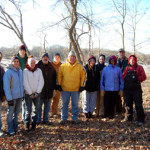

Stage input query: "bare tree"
[
  {"left": 112, "top": 0, "right": 127, "bottom": 50},
  {"left": 0, "top": 0, "right": 30, "bottom": 54},
  {"left": 128, "top": 0, "right": 148, "bottom": 54}
]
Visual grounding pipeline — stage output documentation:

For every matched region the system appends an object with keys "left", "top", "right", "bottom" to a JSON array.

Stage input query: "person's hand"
[
  {"left": 8, "top": 100, "right": 14, "bottom": 106},
  {"left": 30, "top": 94, "right": 35, "bottom": 99},
  {"left": 34, "top": 92, "right": 39, "bottom": 98},
  {"left": 101, "top": 91, "right": 105, "bottom": 97},
  {"left": 79, "top": 86, "right": 84, "bottom": 92},
  {"left": 119, "top": 91, "right": 124, "bottom": 98},
  {"left": 56, "top": 85, "right": 62, "bottom": 91}
]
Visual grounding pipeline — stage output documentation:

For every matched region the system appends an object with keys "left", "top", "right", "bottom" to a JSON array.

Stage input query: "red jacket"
[{"left": 122, "top": 55, "right": 146, "bottom": 82}]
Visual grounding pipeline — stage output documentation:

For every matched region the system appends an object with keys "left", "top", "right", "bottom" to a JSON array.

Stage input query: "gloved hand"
[
  {"left": 30, "top": 94, "right": 35, "bottom": 99},
  {"left": 8, "top": 100, "right": 14, "bottom": 106},
  {"left": 119, "top": 91, "right": 124, "bottom": 98},
  {"left": 34, "top": 92, "right": 39, "bottom": 99},
  {"left": 100, "top": 91, "right": 105, "bottom": 97},
  {"left": 56, "top": 85, "right": 62, "bottom": 91},
  {"left": 79, "top": 86, "right": 84, "bottom": 92}
]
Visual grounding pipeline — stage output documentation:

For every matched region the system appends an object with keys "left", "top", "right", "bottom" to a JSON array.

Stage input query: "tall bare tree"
[
  {"left": 0, "top": 0, "right": 30, "bottom": 54},
  {"left": 112, "top": 0, "right": 127, "bottom": 50}
]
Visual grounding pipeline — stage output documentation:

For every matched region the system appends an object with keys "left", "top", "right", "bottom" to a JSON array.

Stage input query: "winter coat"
[
  {"left": 17, "top": 53, "right": 28, "bottom": 70},
  {"left": 84, "top": 64, "right": 100, "bottom": 92},
  {"left": 0, "top": 66, "right": 5, "bottom": 101},
  {"left": 23, "top": 66, "right": 44, "bottom": 95},
  {"left": 3, "top": 64, "right": 24, "bottom": 101},
  {"left": 37, "top": 60, "right": 56, "bottom": 99},
  {"left": 51, "top": 62, "right": 62, "bottom": 73},
  {"left": 117, "top": 56, "right": 128, "bottom": 72},
  {"left": 122, "top": 55, "right": 146, "bottom": 82},
  {"left": 100, "top": 64, "right": 124, "bottom": 91},
  {"left": 58, "top": 58, "right": 86, "bottom": 92}
]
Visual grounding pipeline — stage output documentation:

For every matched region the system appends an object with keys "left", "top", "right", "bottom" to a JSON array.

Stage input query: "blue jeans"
[
  {"left": 37, "top": 98, "right": 51, "bottom": 123},
  {"left": 61, "top": 91, "right": 80, "bottom": 121},
  {"left": 0, "top": 100, "right": 2, "bottom": 130},
  {"left": 7, "top": 98, "right": 22, "bottom": 134},
  {"left": 25, "top": 94, "right": 40, "bottom": 124}
]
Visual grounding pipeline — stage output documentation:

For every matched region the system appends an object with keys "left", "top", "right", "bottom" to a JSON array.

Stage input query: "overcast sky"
[{"left": 0, "top": 0, "right": 150, "bottom": 54}]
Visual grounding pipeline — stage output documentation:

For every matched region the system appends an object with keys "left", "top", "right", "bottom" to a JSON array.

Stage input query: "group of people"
[{"left": 0, "top": 46, "right": 146, "bottom": 136}]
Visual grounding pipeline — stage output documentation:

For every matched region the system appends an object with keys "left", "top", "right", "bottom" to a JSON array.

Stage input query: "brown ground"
[{"left": 0, "top": 77, "right": 149, "bottom": 150}]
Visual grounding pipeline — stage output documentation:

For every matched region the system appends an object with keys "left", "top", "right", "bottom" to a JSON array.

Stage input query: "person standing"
[
  {"left": 3, "top": 56, "right": 24, "bottom": 135},
  {"left": 0, "top": 52, "right": 5, "bottom": 136},
  {"left": 100, "top": 55, "right": 124, "bottom": 121},
  {"left": 57, "top": 50, "right": 86, "bottom": 124},
  {"left": 122, "top": 55, "right": 146, "bottom": 126},
  {"left": 116, "top": 48, "right": 128, "bottom": 114},
  {"left": 17, "top": 45, "right": 28, "bottom": 123},
  {"left": 50, "top": 53, "right": 62, "bottom": 117},
  {"left": 82, "top": 55, "right": 99, "bottom": 119},
  {"left": 95, "top": 54, "right": 106, "bottom": 117},
  {"left": 23, "top": 57, "right": 44, "bottom": 131},
  {"left": 37, "top": 53, "right": 56, "bottom": 125}
]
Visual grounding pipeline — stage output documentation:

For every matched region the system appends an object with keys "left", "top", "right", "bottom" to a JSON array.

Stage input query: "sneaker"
[
  {"left": 60, "top": 120, "right": 67, "bottom": 125},
  {"left": 9, "top": 132, "right": 15, "bottom": 136},
  {"left": 0, "top": 130, "right": 4, "bottom": 136},
  {"left": 43, "top": 121, "right": 52, "bottom": 125},
  {"left": 135, "top": 121, "right": 143, "bottom": 127},
  {"left": 72, "top": 120, "right": 80, "bottom": 124}
]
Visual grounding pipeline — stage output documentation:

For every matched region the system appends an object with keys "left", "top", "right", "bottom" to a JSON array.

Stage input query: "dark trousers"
[
  {"left": 124, "top": 89, "right": 145, "bottom": 123},
  {"left": 104, "top": 91, "right": 118, "bottom": 118}
]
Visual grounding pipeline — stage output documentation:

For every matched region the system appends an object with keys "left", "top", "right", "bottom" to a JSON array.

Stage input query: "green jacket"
[
  {"left": 117, "top": 56, "right": 128, "bottom": 72},
  {"left": 17, "top": 53, "right": 28, "bottom": 70}
]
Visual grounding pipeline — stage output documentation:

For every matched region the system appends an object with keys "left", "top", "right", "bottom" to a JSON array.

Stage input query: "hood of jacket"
[
  {"left": 109, "top": 55, "right": 117, "bottom": 65},
  {"left": 128, "top": 55, "right": 137, "bottom": 66},
  {"left": 7, "top": 64, "right": 20, "bottom": 71}
]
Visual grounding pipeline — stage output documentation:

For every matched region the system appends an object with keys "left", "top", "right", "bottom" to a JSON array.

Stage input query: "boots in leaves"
[
  {"left": 89, "top": 112, "right": 93, "bottom": 118},
  {"left": 25, "top": 123, "right": 30, "bottom": 132},
  {"left": 32, "top": 121, "right": 36, "bottom": 131},
  {"left": 84, "top": 113, "right": 89, "bottom": 118}
]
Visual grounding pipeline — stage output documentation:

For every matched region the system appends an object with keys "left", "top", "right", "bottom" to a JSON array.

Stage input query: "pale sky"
[{"left": 0, "top": 0, "right": 150, "bottom": 54}]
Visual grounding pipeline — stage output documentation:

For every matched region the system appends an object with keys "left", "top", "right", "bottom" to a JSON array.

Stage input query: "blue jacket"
[
  {"left": 100, "top": 64, "right": 124, "bottom": 91},
  {"left": 3, "top": 64, "right": 24, "bottom": 101}
]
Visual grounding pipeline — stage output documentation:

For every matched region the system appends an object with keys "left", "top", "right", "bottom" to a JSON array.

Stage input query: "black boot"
[
  {"left": 89, "top": 112, "right": 93, "bottom": 118},
  {"left": 25, "top": 123, "right": 30, "bottom": 132},
  {"left": 84, "top": 113, "right": 89, "bottom": 118},
  {"left": 32, "top": 122, "right": 36, "bottom": 131}
]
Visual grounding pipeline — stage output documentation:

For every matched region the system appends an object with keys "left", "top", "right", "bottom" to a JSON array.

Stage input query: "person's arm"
[
  {"left": 100, "top": 69, "right": 105, "bottom": 91},
  {"left": 80, "top": 66, "right": 86, "bottom": 87},
  {"left": 137, "top": 66, "right": 146, "bottom": 82},
  {"left": 36, "top": 69, "right": 44, "bottom": 93},
  {"left": 122, "top": 66, "right": 128, "bottom": 81},
  {"left": 3, "top": 70, "right": 13, "bottom": 101},
  {"left": 57, "top": 66, "right": 63, "bottom": 86},
  {"left": 119, "top": 68, "right": 124, "bottom": 91},
  {"left": 23, "top": 70, "right": 32, "bottom": 95}
]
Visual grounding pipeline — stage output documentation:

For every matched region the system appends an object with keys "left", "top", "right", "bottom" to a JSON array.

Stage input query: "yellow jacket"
[{"left": 58, "top": 58, "right": 86, "bottom": 91}]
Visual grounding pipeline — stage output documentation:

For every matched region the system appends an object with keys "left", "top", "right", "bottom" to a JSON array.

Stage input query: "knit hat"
[
  {"left": 28, "top": 57, "right": 36, "bottom": 65},
  {"left": 119, "top": 48, "right": 125, "bottom": 52},
  {"left": 42, "top": 53, "right": 49, "bottom": 58},
  {"left": 109, "top": 55, "right": 117, "bottom": 64},
  {"left": 55, "top": 53, "right": 60, "bottom": 57},
  {"left": 68, "top": 50, "right": 76, "bottom": 57},
  {"left": 11, "top": 56, "right": 19, "bottom": 63},
  {"left": 128, "top": 55, "right": 137, "bottom": 65},
  {"left": 19, "top": 45, "right": 26, "bottom": 52},
  {"left": 88, "top": 55, "right": 96, "bottom": 62}
]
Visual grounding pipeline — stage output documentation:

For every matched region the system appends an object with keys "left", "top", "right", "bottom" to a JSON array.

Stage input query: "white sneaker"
[{"left": 0, "top": 130, "right": 4, "bottom": 136}]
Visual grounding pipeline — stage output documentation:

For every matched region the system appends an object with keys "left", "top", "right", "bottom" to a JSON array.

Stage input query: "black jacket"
[
  {"left": 84, "top": 64, "right": 100, "bottom": 92},
  {"left": 37, "top": 60, "right": 56, "bottom": 99}
]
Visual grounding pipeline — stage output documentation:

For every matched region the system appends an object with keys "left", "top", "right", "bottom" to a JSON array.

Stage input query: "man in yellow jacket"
[{"left": 57, "top": 50, "right": 86, "bottom": 124}]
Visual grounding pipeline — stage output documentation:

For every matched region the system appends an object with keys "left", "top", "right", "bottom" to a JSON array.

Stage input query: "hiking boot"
[
  {"left": 89, "top": 112, "right": 93, "bottom": 118},
  {"left": 43, "top": 121, "right": 52, "bottom": 125},
  {"left": 9, "top": 132, "right": 15, "bottom": 136},
  {"left": 84, "top": 113, "right": 89, "bottom": 118},
  {"left": 72, "top": 120, "right": 80, "bottom": 125},
  {"left": 31, "top": 122, "right": 36, "bottom": 131},
  {"left": 135, "top": 121, "right": 144, "bottom": 127},
  {"left": 60, "top": 120, "right": 67, "bottom": 125}
]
